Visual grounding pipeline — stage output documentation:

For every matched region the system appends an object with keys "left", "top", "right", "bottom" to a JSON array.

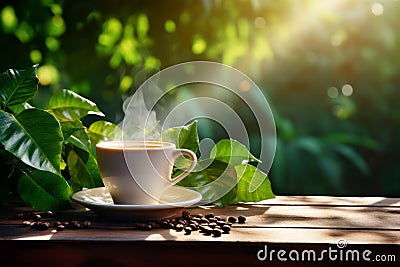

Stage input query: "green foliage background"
[{"left": 1, "top": 0, "right": 399, "bottom": 196}]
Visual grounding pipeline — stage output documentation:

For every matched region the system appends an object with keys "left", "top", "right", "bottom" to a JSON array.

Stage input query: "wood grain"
[
  {"left": 1, "top": 196, "right": 399, "bottom": 244},
  {"left": 1, "top": 196, "right": 399, "bottom": 267}
]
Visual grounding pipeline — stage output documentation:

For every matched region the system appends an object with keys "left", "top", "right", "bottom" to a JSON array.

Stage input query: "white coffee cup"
[{"left": 96, "top": 141, "right": 197, "bottom": 205}]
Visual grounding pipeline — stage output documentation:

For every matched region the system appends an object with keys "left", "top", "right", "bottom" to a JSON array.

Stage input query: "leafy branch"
[
  {"left": 0, "top": 66, "right": 119, "bottom": 210},
  {"left": 0, "top": 66, "right": 275, "bottom": 211}
]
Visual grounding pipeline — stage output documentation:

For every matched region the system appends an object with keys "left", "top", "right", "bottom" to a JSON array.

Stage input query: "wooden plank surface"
[
  {"left": 3, "top": 224, "right": 399, "bottom": 244},
  {"left": 0, "top": 196, "right": 399, "bottom": 244},
  {"left": 262, "top": 196, "right": 400, "bottom": 207},
  {"left": 1, "top": 196, "right": 400, "bottom": 267}
]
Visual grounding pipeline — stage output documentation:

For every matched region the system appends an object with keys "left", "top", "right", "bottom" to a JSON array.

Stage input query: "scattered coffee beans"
[
  {"left": 16, "top": 211, "right": 92, "bottom": 233},
  {"left": 15, "top": 210, "right": 246, "bottom": 238},
  {"left": 141, "top": 211, "right": 247, "bottom": 238}
]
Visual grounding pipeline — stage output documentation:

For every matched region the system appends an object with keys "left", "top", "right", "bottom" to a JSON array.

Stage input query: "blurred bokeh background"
[{"left": 1, "top": 0, "right": 399, "bottom": 196}]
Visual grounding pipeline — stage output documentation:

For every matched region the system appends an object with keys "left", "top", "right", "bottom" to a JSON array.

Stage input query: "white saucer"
[{"left": 71, "top": 186, "right": 202, "bottom": 221}]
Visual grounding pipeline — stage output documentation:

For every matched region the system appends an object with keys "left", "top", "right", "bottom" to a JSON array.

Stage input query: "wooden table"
[{"left": 0, "top": 196, "right": 399, "bottom": 266}]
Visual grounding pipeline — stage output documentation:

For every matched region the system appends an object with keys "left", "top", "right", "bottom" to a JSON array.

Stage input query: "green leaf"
[
  {"left": 0, "top": 109, "right": 63, "bottom": 174},
  {"left": 67, "top": 148, "right": 103, "bottom": 192},
  {"left": 17, "top": 170, "right": 71, "bottom": 211},
  {"left": 178, "top": 159, "right": 237, "bottom": 207},
  {"left": 60, "top": 120, "right": 85, "bottom": 140},
  {"left": 0, "top": 65, "right": 38, "bottom": 109},
  {"left": 210, "top": 139, "right": 261, "bottom": 166},
  {"left": 162, "top": 120, "right": 199, "bottom": 152},
  {"left": 7, "top": 102, "right": 34, "bottom": 115},
  {"left": 49, "top": 89, "right": 104, "bottom": 121},
  {"left": 234, "top": 164, "right": 274, "bottom": 203},
  {"left": 65, "top": 128, "right": 93, "bottom": 154},
  {"left": 87, "top": 120, "right": 122, "bottom": 145}
]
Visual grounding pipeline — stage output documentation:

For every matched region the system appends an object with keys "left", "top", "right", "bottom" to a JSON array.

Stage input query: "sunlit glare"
[
  {"left": 37, "top": 65, "right": 60, "bottom": 86},
  {"left": 371, "top": 2, "right": 384, "bottom": 16},
  {"left": 327, "top": 87, "right": 339, "bottom": 98},
  {"left": 284, "top": 0, "right": 347, "bottom": 46},
  {"left": 341, "top": 84, "right": 354, "bottom": 96},
  {"left": 254, "top": 17, "right": 266, "bottom": 29}
]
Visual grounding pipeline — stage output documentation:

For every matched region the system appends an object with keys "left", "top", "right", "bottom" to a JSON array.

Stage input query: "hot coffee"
[{"left": 96, "top": 141, "right": 197, "bottom": 205}]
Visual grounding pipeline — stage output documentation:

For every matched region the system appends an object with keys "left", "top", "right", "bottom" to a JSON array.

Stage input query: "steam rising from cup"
[{"left": 119, "top": 61, "right": 276, "bottom": 205}]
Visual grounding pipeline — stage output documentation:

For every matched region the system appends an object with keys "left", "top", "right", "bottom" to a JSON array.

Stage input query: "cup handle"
[{"left": 168, "top": 149, "right": 197, "bottom": 184}]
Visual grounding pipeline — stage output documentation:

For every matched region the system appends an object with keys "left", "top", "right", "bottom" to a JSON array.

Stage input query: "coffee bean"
[
  {"left": 167, "top": 223, "right": 175, "bottom": 229},
  {"left": 227, "top": 216, "right": 237, "bottom": 223},
  {"left": 196, "top": 214, "right": 203, "bottom": 219},
  {"left": 189, "top": 223, "right": 198, "bottom": 231},
  {"left": 204, "top": 228, "right": 213, "bottom": 235},
  {"left": 56, "top": 225, "right": 65, "bottom": 231},
  {"left": 190, "top": 223, "right": 199, "bottom": 230},
  {"left": 199, "top": 225, "right": 212, "bottom": 233},
  {"left": 21, "top": 221, "right": 31, "bottom": 227},
  {"left": 205, "top": 213, "right": 214, "bottom": 219},
  {"left": 189, "top": 220, "right": 199, "bottom": 226},
  {"left": 199, "top": 218, "right": 209, "bottom": 224},
  {"left": 216, "top": 220, "right": 226, "bottom": 226},
  {"left": 184, "top": 226, "right": 192, "bottom": 235},
  {"left": 212, "top": 229, "right": 222, "bottom": 237},
  {"left": 175, "top": 224, "right": 184, "bottom": 231},
  {"left": 208, "top": 217, "right": 217, "bottom": 223},
  {"left": 144, "top": 224, "right": 152, "bottom": 231},
  {"left": 199, "top": 225, "right": 207, "bottom": 232},
  {"left": 182, "top": 210, "right": 191, "bottom": 218},
  {"left": 191, "top": 217, "right": 202, "bottom": 224},
  {"left": 222, "top": 225, "right": 231, "bottom": 233},
  {"left": 238, "top": 215, "right": 246, "bottom": 224},
  {"left": 71, "top": 221, "right": 81, "bottom": 229},
  {"left": 158, "top": 219, "right": 166, "bottom": 224},
  {"left": 54, "top": 221, "right": 62, "bottom": 227},
  {"left": 35, "top": 221, "right": 50, "bottom": 231},
  {"left": 82, "top": 221, "right": 91, "bottom": 228},
  {"left": 33, "top": 214, "right": 42, "bottom": 221},
  {"left": 160, "top": 221, "right": 169, "bottom": 229},
  {"left": 208, "top": 222, "right": 217, "bottom": 229},
  {"left": 176, "top": 218, "right": 186, "bottom": 225}
]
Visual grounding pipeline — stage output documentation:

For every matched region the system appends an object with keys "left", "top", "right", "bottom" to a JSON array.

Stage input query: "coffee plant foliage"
[{"left": 0, "top": 66, "right": 274, "bottom": 210}]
